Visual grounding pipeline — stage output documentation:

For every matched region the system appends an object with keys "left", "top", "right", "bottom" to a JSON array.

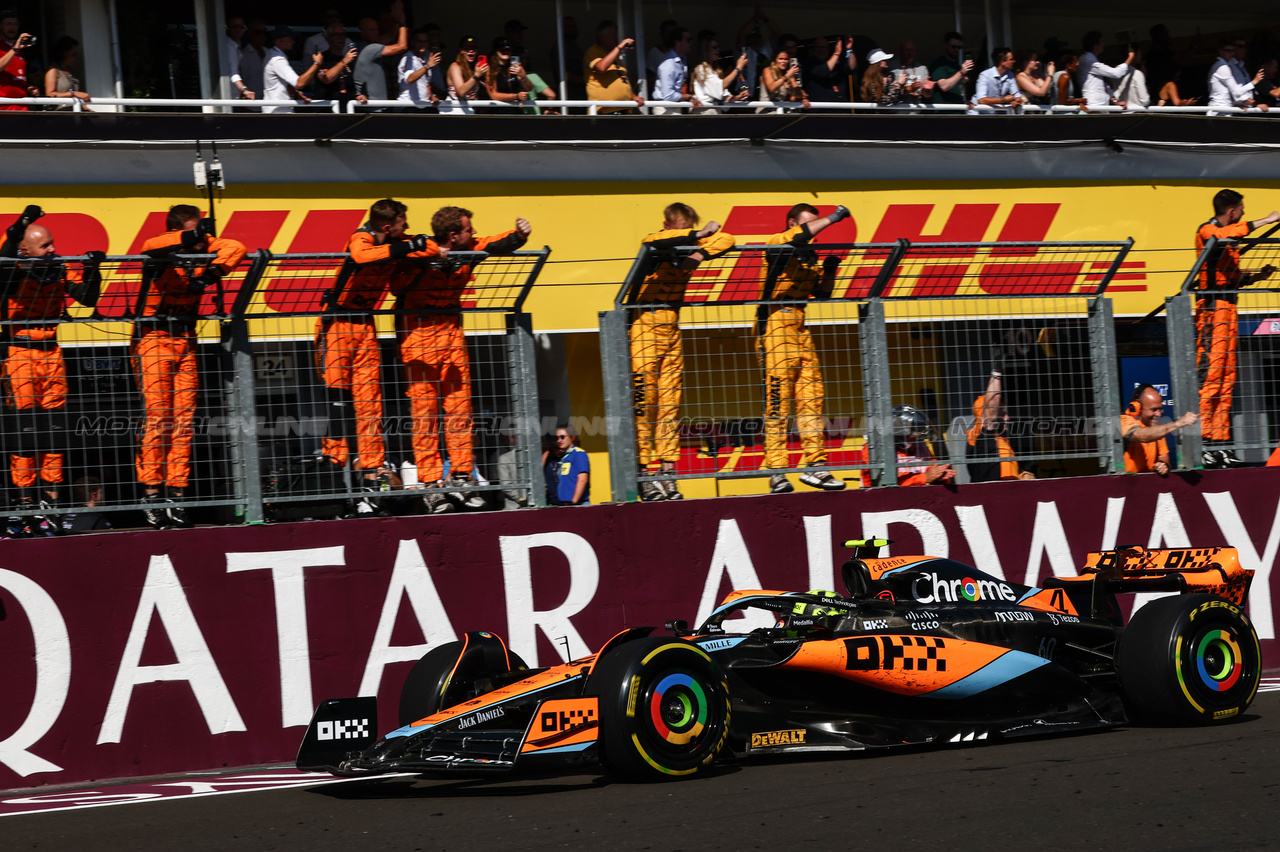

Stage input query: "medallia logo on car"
[{"left": 911, "top": 574, "right": 1017, "bottom": 604}]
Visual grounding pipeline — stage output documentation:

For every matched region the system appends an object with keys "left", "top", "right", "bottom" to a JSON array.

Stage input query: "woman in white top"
[
  {"left": 398, "top": 29, "right": 442, "bottom": 109},
  {"left": 690, "top": 31, "right": 748, "bottom": 114},
  {"left": 440, "top": 36, "right": 483, "bottom": 115},
  {"left": 1013, "top": 50, "right": 1054, "bottom": 107}
]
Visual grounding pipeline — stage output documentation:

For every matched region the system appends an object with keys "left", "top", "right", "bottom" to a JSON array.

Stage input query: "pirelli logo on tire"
[{"left": 750, "top": 729, "right": 806, "bottom": 749}]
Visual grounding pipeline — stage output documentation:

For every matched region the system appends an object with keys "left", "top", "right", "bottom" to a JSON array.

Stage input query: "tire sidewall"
[
  {"left": 591, "top": 637, "right": 731, "bottom": 780},
  {"left": 1118, "top": 594, "right": 1261, "bottom": 724}
]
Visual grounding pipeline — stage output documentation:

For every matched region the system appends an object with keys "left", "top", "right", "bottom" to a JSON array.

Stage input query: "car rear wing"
[{"left": 1047, "top": 546, "right": 1253, "bottom": 618}]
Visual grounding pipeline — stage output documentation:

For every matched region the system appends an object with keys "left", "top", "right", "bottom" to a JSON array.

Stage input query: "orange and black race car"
[{"left": 297, "top": 540, "right": 1261, "bottom": 781}]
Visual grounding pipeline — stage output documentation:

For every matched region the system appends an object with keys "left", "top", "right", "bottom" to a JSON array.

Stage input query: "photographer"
[
  {"left": 1, "top": 11, "right": 38, "bottom": 111},
  {"left": 586, "top": 20, "right": 643, "bottom": 113},
  {"left": 690, "top": 31, "right": 749, "bottom": 114}
]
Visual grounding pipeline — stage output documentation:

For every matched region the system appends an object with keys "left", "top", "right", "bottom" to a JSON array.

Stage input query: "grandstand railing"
[
  {"left": 1165, "top": 236, "right": 1280, "bottom": 469},
  {"left": 0, "top": 248, "right": 548, "bottom": 532},
  {"left": 3, "top": 96, "right": 1274, "bottom": 116},
  {"left": 599, "top": 238, "right": 1134, "bottom": 502}
]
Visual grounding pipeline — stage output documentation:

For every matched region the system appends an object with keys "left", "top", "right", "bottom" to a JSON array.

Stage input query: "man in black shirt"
[{"left": 803, "top": 35, "right": 856, "bottom": 102}]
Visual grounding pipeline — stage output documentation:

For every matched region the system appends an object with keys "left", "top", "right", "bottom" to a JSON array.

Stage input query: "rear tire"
[
  {"left": 398, "top": 639, "right": 528, "bottom": 727},
  {"left": 589, "top": 637, "right": 730, "bottom": 781},
  {"left": 1117, "top": 594, "right": 1261, "bottom": 725}
]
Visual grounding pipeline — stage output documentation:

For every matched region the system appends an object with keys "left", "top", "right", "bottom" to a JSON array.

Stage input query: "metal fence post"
[
  {"left": 1088, "top": 296, "right": 1123, "bottom": 472},
  {"left": 222, "top": 315, "right": 264, "bottom": 523},
  {"left": 506, "top": 311, "right": 546, "bottom": 508},
  {"left": 600, "top": 308, "right": 638, "bottom": 503},
  {"left": 1165, "top": 292, "right": 1201, "bottom": 470},
  {"left": 859, "top": 298, "right": 895, "bottom": 486}
]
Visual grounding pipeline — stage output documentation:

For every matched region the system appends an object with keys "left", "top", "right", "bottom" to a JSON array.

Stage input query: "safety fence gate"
[
  {"left": 1165, "top": 236, "right": 1280, "bottom": 469},
  {"left": 600, "top": 238, "right": 1135, "bottom": 503},
  {"left": 0, "top": 248, "right": 548, "bottom": 533}
]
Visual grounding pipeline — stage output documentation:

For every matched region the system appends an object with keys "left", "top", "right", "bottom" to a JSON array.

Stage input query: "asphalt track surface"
[{"left": 6, "top": 692, "right": 1280, "bottom": 852}]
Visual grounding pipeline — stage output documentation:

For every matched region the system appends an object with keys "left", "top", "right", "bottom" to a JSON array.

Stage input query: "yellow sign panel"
[{"left": 3, "top": 180, "right": 1275, "bottom": 334}]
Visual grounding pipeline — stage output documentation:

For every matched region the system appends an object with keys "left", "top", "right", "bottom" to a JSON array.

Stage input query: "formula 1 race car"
[{"left": 297, "top": 541, "right": 1261, "bottom": 781}]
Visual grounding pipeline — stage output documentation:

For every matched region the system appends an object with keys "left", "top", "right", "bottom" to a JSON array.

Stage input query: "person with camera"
[
  {"left": 0, "top": 11, "right": 38, "bottom": 111},
  {"left": 759, "top": 49, "right": 808, "bottom": 110},
  {"left": 586, "top": 20, "right": 643, "bottom": 113},
  {"left": 484, "top": 37, "right": 532, "bottom": 112},
  {"left": 0, "top": 206, "right": 104, "bottom": 535},
  {"left": 135, "top": 206, "right": 247, "bottom": 527},
  {"left": 690, "top": 31, "right": 749, "bottom": 114}
]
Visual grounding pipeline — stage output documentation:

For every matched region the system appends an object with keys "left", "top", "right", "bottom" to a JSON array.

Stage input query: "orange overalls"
[
  {"left": 315, "top": 229, "right": 440, "bottom": 469},
  {"left": 761, "top": 224, "right": 830, "bottom": 470},
  {"left": 2, "top": 262, "right": 97, "bottom": 491},
  {"left": 630, "top": 228, "right": 736, "bottom": 471},
  {"left": 134, "top": 231, "right": 246, "bottom": 489},
  {"left": 1195, "top": 219, "right": 1251, "bottom": 442},
  {"left": 391, "top": 230, "right": 525, "bottom": 483}
]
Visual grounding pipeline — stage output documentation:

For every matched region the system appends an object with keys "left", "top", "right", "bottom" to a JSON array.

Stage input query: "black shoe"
[
  {"left": 424, "top": 483, "right": 456, "bottom": 514},
  {"left": 659, "top": 479, "right": 684, "bottom": 500},
  {"left": 141, "top": 494, "right": 170, "bottom": 529},
  {"left": 769, "top": 474, "right": 795, "bottom": 494}
]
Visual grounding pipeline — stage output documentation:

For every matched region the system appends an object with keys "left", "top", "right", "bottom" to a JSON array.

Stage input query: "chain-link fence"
[
  {"left": 0, "top": 247, "right": 547, "bottom": 534},
  {"left": 601, "top": 239, "right": 1135, "bottom": 502},
  {"left": 1166, "top": 236, "right": 1280, "bottom": 469}
]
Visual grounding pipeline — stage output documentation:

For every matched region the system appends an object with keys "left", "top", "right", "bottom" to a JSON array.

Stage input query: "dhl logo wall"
[{"left": 3, "top": 180, "right": 1269, "bottom": 336}]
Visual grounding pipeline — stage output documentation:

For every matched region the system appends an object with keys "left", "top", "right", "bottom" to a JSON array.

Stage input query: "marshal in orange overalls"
[
  {"left": 390, "top": 230, "right": 526, "bottom": 483},
  {"left": 630, "top": 228, "right": 735, "bottom": 471},
  {"left": 315, "top": 228, "right": 441, "bottom": 470},
  {"left": 1194, "top": 218, "right": 1251, "bottom": 443},
  {"left": 2, "top": 261, "right": 100, "bottom": 492},
  {"left": 134, "top": 230, "right": 246, "bottom": 489}
]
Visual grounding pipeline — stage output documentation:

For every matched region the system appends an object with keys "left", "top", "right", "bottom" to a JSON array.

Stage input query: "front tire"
[
  {"left": 1116, "top": 594, "right": 1261, "bottom": 724},
  {"left": 589, "top": 637, "right": 730, "bottom": 781},
  {"left": 398, "top": 636, "right": 528, "bottom": 727}
]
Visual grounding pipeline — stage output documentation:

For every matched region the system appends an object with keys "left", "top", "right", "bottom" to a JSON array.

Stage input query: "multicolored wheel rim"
[
  {"left": 1194, "top": 629, "right": 1243, "bottom": 693},
  {"left": 648, "top": 672, "right": 708, "bottom": 746}
]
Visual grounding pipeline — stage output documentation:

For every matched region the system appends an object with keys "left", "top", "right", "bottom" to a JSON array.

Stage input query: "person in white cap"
[{"left": 860, "top": 48, "right": 904, "bottom": 106}]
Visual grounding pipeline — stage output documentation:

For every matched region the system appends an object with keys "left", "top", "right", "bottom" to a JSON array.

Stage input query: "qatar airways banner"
[{"left": 2, "top": 469, "right": 1279, "bottom": 789}]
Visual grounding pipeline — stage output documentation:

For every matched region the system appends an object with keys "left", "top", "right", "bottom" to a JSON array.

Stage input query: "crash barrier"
[
  {"left": 1165, "top": 236, "right": 1280, "bottom": 469},
  {"left": 600, "top": 237, "right": 1134, "bottom": 502},
  {"left": 1, "top": 466, "right": 1276, "bottom": 790},
  {"left": 3, "top": 96, "right": 1275, "bottom": 116},
  {"left": 0, "top": 248, "right": 548, "bottom": 531}
]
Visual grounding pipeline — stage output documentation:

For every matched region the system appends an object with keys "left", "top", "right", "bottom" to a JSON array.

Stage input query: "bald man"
[
  {"left": 1, "top": 206, "right": 103, "bottom": 534},
  {"left": 1121, "top": 384, "right": 1198, "bottom": 476}
]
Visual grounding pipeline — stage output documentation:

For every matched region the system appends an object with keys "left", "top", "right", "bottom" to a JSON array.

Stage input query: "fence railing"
[
  {"left": 1164, "top": 236, "right": 1280, "bottom": 469},
  {"left": 599, "top": 238, "right": 1135, "bottom": 502},
  {"left": 0, "top": 247, "right": 548, "bottom": 534},
  {"left": 3, "top": 96, "right": 1274, "bottom": 116}
]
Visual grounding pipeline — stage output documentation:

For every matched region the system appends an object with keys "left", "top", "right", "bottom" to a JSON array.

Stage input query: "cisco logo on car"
[
  {"left": 911, "top": 574, "right": 1017, "bottom": 604},
  {"left": 316, "top": 719, "right": 370, "bottom": 741}
]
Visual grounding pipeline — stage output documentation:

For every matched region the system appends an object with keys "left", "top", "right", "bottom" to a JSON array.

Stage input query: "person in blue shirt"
[{"left": 545, "top": 425, "right": 591, "bottom": 505}]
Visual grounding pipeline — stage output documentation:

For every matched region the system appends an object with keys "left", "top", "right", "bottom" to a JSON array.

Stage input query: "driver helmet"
[{"left": 892, "top": 404, "right": 932, "bottom": 449}]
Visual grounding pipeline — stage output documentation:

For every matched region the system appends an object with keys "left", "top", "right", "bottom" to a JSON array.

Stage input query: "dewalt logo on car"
[{"left": 750, "top": 729, "right": 806, "bottom": 748}]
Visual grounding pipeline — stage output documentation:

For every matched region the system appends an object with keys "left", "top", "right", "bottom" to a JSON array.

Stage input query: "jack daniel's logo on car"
[
  {"left": 458, "top": 706, "right": 506, "bottom": 729},
  {"left": 911, "top": 574, "right": 1017, "bottom": 604}
]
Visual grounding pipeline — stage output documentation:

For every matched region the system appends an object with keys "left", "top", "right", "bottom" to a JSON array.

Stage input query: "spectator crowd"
[{"left": 3, "top": 6, "right": 1279, "bottom": 113}]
